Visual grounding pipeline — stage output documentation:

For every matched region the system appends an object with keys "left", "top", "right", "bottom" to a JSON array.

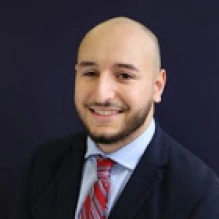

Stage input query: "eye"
[
  {"left": 117, "top": 72, "right": 134, "bottom": 80},
  {"left": 83, "top": 71, "right": 98, "bottom": 77}
]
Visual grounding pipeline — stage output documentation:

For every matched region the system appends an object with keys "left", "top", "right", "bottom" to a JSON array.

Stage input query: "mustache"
[{"left": 85, "top": 101, "right": 128, "bottom": 110}]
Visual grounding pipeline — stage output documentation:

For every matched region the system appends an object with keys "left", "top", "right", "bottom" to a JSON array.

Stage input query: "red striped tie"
[{"left": 79, "top": 157, "right": 114, "bottom": 219}]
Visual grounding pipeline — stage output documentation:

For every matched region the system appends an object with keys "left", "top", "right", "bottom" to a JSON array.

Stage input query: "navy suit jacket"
[{"left": 11, "top": 125, "right": 219, "bottom": 219}]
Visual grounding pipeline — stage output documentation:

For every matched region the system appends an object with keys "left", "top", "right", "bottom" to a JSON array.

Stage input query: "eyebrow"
[
  {"left": 114, "top": 63, "right": 139, "bottom": 72},
  {"left": 77, "top": 61, "right": 139, "bottom": 72},
  {"left": 77, "top": 61, "right": 97, "bottom": 67}
]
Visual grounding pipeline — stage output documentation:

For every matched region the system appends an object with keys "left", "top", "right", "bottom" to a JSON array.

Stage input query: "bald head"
[
  {"left": 77, "top": 16, "right": 161, "bottom": 71},
  {"left": 74, "top": 17, "right": 166, "bottom": 149}
]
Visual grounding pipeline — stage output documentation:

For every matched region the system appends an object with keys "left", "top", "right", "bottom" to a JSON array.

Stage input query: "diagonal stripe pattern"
[{"left": 79, "top": 156, "right": 114, "bottom": 219}]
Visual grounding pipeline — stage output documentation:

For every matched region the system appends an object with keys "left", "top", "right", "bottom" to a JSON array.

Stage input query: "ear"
[
  {"left": 75, "top": 64, "right": 78, "bottom": 72},
  {"left": 153, "top": 69, "right": 167, "bottom": 103}
]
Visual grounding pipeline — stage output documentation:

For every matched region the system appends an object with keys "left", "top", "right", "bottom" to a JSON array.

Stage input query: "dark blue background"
[{"left": 1, "top": 1, "right": 219, "bottom": 218}]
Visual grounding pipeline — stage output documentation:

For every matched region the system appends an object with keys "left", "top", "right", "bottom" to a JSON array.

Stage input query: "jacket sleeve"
[
  {"left": 10, "top": 144, "right": 46, "bottom": 219},
  {"left": 190, "top": 186, "right": 219, "bottom": 219}
]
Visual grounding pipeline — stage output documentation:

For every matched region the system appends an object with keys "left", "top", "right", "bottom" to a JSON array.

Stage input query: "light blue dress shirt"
[{"left": 75, "top": 119, "right": 155, "bottom": 218}]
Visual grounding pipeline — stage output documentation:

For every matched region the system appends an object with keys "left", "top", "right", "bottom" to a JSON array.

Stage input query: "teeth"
[{"left": 93, "top": 110, "right": 116, "bottom": 115}]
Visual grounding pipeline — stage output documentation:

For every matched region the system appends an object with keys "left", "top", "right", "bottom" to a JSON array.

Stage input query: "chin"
[
  {"left": 90, "top": 131, "right": 116, "bottom": 140},
  {"left": 88, "top": 129, "right": 128, "bottom": 145}
]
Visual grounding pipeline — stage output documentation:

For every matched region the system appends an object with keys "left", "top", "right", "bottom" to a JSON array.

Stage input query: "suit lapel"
[
  {"left": 109, "top": 126, "right": 169, "bottom": 219},
  {"left": 31, "top": 134, "right": 87, "bottom": 219},
  {"left": 56, "top": 138, "right": 86, "bottom": 219}
]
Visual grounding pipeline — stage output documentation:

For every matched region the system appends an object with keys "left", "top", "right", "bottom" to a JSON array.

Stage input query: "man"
[{"left": 11, "top": 17, "right": 219, "bottom": 219}]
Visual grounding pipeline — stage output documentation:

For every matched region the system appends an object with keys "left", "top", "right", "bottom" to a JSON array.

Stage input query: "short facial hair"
[{"left": 78, "top": 99, "right": 153, "bottom": 145}]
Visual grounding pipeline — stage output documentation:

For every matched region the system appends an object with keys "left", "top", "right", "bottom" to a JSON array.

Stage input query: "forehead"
[{"left": 77, "top": 24, "right": 156, "bottom": 68}]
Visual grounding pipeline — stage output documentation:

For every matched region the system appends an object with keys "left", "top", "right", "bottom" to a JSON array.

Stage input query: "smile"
[
  {"left": 88, "top": 107, "right": 123, "bottom": 117},
  {"left": 92, "top": 109, "right": 118, "bottom": 116}
]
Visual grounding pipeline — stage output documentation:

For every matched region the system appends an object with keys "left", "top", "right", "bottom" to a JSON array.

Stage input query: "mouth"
[{"left": 89, "top": 108, "right": 123, "bottom": 116}]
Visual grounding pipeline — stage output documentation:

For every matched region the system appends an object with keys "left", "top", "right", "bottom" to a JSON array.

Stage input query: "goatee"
[{"left": 82, "top": 100, "right": 153, "bottom": 145}]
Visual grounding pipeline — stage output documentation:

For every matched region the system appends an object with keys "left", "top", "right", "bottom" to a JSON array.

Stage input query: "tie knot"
[{"left": 96, "top": 156, "right": 114, "bottom": 179}]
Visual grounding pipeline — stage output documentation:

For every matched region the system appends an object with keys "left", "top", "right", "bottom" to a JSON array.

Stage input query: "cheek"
[
  {"left": 126, "top": 87, "right": 153, "bottom": 108},
  {"left": 75, "top": 82, "right": 93, "bottom": 107},
  {"left": 74, "top": 84, "right": 85, "bottom": 108},
  {"left": 130, "top": 86, "right": 151, "bottom": 101},
  {"left": 120, "top": 92, "right": 141, "bottom": 111}
]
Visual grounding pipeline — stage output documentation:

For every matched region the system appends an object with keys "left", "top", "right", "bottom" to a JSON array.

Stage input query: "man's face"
[{"left": 74, "top": 26, "right": 165, "bottom": 150}]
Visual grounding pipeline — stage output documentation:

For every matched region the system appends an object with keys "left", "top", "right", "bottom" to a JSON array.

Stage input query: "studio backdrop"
[{"left": 1, "top": 1, "right": 219, "bottom": 218}]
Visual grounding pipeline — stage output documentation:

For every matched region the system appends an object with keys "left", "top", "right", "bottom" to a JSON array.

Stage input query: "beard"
[{"left": 77, "top": 99, "right": 153, "bottom": 145}]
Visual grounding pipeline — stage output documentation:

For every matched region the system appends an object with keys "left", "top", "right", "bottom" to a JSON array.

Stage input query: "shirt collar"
[{"left": 85, "top": 118, "right": 155, "bottom": 170}]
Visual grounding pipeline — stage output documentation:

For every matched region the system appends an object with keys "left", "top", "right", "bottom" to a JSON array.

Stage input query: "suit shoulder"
[
  {"left": 32, "top": 132, "right": 86, "bottom": 162},
  {"left": 161, "top": 129, "right": 219, "bottom": 194},
  {"left": 26, "top": 132, "right": 87, "bottom": 184},
  {"left": 22, "top": 133, "right": 87, "bottom": 204},
  {"left": 152, "top": 126, "right": 219, "bottom": 217}
]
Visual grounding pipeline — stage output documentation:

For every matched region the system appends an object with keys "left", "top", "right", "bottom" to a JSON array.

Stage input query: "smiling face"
[{"left": 74, "top": 18, "right": 166, "bottom": 152}]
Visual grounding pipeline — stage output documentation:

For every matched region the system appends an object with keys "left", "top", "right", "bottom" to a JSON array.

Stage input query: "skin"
[{"left": 74, "top": 17, "right": 166, "bottom": 153}]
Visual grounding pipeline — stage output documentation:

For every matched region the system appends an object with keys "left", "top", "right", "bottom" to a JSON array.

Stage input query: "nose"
[{"left": 93, "top": 73, "right": 115, "bottom": 103}]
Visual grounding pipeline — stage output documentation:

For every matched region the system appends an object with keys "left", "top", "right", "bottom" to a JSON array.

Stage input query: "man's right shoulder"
[
  {"left": 32, "top": 132, "right": 87, "bottom": 161},
  {"left": 27, "top": 132, "right": 87, "bottom": 174},
  {"left": 14, "top": 133, "right": 87, "bottom": 209}
]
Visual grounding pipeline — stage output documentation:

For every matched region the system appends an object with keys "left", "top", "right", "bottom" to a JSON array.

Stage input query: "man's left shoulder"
[{"left": 161, "top": 128, "right": 219, "bottom": 194}]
